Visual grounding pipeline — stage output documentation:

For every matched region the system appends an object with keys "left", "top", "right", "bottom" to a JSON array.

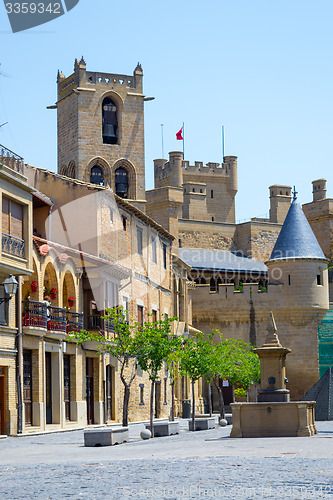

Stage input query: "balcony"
[
  {"left": 2, "top": 233, "right": 25, "bottom": 258},
  {"left": 0, "top": 144, "right": 24, "bottom": 175},
  {"left": 67, "top": 311, "right": 84, "bottom": 334},
  {"left": 22, "top": 301, "right": 83, "bottom": 335},
  {"left": 86, "top": 314, "right": 114, "bottom": 333},
  {"left": 22, "top": 300, "right": 47, "bottom": 329}
]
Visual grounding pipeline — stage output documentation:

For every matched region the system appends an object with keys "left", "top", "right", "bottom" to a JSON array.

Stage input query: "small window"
[
  {"left": 109, "top": 207, "right": 114, "bottom": 224},
  {"left": 152, "top": 310, "right": 157, "bottom": 322},
  {"left": 137, "top": 227, "right": 143, "bottom": 255},
  {"left": 139, "top": 384, "right": 144, "bottom": 405},
  {"left": 90, "top": 166, "right": 104, "bottom": 186},
  {"left": 211, "top": 190, "right": 214, "bottom": 199},
  {"left": 192, "top": 188, "right": 195, "bottom": 192},
  {"left": 122, "top": 215, "right": 127, "bottom": 231},
  {"left": 317, "top": 273, "right": 323, "bottom": 286},
  {"left": 162, "top": 243, "right": 167, "bottom": 269},
  {"left": 137, "top": 305, "right": 144, "bottom": 326},
  {"left": 102, "top": 97, "right": 118, "bottom": 145},
  {"left": 152, "top": 237, "right": 157, "bottom": 264},
  {"left": 200, "top": 189, "right": 203, "bottom": 193},
  {"left": 288, "top": 275, "right": 291, "bottom": 286},
  {"left": 212, "top": 217, "right": 214, "bottom": 221}
]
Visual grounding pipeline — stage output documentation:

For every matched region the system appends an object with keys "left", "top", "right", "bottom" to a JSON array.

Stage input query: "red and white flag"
[{"left": 176, "top": 127, "right": 183, "bottom": 140}]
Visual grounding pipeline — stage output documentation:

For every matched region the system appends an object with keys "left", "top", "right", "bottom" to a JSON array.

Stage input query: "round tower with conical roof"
[{"left": 265, "top": 191, "right": 329, "bottom": 399}]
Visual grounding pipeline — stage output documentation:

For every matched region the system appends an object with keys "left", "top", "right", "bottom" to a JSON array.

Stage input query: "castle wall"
[
  {"left": 303, "top": 199, "right": 333, "bottom": 262},
  {"left": 191, "top": 281, "right": 328, "bottom": 399}
]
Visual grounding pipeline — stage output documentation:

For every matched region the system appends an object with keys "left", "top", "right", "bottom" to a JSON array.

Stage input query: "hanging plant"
[
  {"left": 68, "top": 296, "right": 75, "bottom": 307},
  {"left": 50, "top": 288, "right": 57, "bottom": 299},
  {"left": 31, "top": 281, "right": 38, "bottom": 293}
]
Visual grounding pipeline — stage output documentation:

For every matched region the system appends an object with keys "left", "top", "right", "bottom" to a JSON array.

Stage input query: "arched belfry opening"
[
  {"left": 102, "top": 97, "right": 118, "bottom": 145},
  {"left": 90, "top": 165, "right": 104, "bottom": 186},
  {"left": 115, "top": 167, "right": 129, "bottom": 198}
]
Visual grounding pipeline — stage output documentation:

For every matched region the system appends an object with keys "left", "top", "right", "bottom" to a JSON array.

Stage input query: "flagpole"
[
  {"left": 222, "top": 125, "right": 225, "bottom": 161},
  {"left": 182, "top": 122, "right": 185, "bottom": 159},
  {"left": 161, "top": 124, "right": 164, "bottom": 158}
]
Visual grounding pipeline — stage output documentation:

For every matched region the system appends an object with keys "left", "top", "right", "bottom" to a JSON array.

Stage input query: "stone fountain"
[{"left": 230, "top": 312, "right": 317, "bottom": 437}]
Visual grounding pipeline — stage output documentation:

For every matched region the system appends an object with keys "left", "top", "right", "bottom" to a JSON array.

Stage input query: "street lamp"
[{"left": 0, "top": 275, "right": 18, "bottom": 304}]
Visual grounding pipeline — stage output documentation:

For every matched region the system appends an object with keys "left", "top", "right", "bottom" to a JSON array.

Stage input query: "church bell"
[{"left": 103, "top": 124, "right": 116, "bottom": 139}]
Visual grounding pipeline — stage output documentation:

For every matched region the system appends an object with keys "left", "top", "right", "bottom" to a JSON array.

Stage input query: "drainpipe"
[{"left": 16, "top": 276, "right": 23, "bottom": 434}]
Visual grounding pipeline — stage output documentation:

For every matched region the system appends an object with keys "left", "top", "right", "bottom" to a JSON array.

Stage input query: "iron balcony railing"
[
  {"left": 22, "top": 300, "right": 47, "bottom": 329},
  {"left": 66, "top": 311, "right": 84, "bottom": 333},
  {"left": 0, "top": 144, "right": 24, "bottom": 174},
  {"left": 86, "top": 314, "right": 115, "bottom": 333},
  {"left": 2, "top": 233, "right": 25, "bottom": 258},
  {"left": 48, "top": 306, "right": 67, "bottom": 333}
]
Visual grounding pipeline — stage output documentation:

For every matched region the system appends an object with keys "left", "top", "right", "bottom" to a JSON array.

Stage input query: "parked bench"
[
  {"left": 188, "top": 417, "right": 216, "bottom": 431},
  {"left": 145, "top": 421, "right": 180, "bottom": 437},
  {"left": 84, "top": 427, "right": 129, "bottom": 447}
]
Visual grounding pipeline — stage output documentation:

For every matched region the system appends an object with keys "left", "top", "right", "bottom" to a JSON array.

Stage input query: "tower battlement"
[{"left": 58, "top": 58, "right": 143, "bottom": 100}]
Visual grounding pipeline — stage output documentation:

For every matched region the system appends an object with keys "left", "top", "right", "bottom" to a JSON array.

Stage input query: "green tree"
[
  {"left": 134, "top": 314, "right": 179, "bottom": 437},
  {"left": 177, "top": 332, "right": 214, "bottom": 431},
  {"left": 68, "top": 307, "right": 138, "bottom": 427},
  {"left": 207, "top": 332, "right": 260, "bottom": 419}
]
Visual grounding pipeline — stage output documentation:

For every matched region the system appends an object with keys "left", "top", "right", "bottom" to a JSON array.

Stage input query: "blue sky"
[{"left": 0, "top": 0, "right": 332, "bottom": 221}]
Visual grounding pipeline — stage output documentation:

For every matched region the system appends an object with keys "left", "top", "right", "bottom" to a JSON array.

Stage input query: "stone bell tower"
[{"left": 56, "top": 57, "right": 146, "bottom": 206}]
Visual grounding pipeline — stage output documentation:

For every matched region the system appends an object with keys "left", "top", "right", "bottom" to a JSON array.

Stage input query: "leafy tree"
[
  {"left": 68, "top": 307, "right": 138, "bottom": 427},
  {"left": 177, "top": 332, "right": 214, "bottom": 431},
  {"left": 134, "top": 314, "right": 179, "bottom": 437},
  {"left": 207, "top": 331, "right": 260, "bottom": 419}
]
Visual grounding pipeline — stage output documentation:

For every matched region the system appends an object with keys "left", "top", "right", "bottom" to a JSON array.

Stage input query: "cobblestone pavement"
[{"left": 0, "top": 420, "right": 333, "bottom": 499}]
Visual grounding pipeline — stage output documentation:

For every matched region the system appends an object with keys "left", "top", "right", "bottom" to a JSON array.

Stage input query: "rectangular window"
[
  {"left": 139, "top": 384, "right": 144, "bottom": 405},
  {"left": 152, "top": 237, "right": 157, "bottom": 264},
  {"left": 163, "top": 243, "right": 167, "bottom": 269},
  {"left": 152, "top": 310, "right": 157, "bottom": 323},
  {"left": 288, "top": 275, "right": 291, "bottom": 286},
  {"left": 2, "top": 197, "right": 23, "bottom": 239},
  {"left": 137, "top": 227, "right": 143, "bottom": 255},
  {"left": 137, "top": 305, "right": 144, "bottom": 327},
  {"left": 121, "top": 215, "right": 127, "bottom": 231},
  {"left": 211, "top": 190, "right": 214, "bottom": 199},
  {"left": 317, "top": 274, "right": 323, "bottom": 286}
]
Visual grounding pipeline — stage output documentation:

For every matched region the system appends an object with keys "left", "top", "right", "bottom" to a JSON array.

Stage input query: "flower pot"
[
  {"left": 50, "top": 292, "right": 57, "bottom": 300},
  {"left": 31, "top": 282, "right": 38, "bottom": 293},
  {"left": 68, "top": 298, "right": 75, "bottom": 307}
]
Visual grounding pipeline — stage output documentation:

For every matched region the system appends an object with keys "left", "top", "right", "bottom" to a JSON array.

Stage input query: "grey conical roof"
[
  {"left": 302, "top": 368, "right": 333, "bottom": 420},
  {"left": 269, "top": 198, "right": 326, "bottom": 261}
]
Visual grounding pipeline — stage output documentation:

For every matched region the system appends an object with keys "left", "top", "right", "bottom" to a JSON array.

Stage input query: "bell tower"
[{"left": 56, "top": 58, "right": 146, "bottom": 206}]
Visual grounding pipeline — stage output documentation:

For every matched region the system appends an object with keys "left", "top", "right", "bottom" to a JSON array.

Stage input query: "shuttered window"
[{"left": 2, "top": 197, "right": 23, "bottom": 239}]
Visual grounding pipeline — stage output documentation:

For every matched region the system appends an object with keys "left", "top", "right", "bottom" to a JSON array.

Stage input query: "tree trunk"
[
  {"left": 122, "top": 385, "right": 130, "bottom": 427},
  {"left": 171, "top": 381, "right": 175, "bottom": 421},
  {"left": 217, "top": 386, "right": 225, "bottom": 420},
  {"left": 150, "top": 379, "right": 155, "bottom": 438},
  {"left": 191, "top": 379, "right": 195, "bottom": 431},
  {"left": 208, "top": 382, "right": 213, "bottom": 417}
]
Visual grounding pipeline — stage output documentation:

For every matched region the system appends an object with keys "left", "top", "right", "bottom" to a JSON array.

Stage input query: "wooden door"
[
  {"left": 86, "top": 358, "right": 94, "bottom": 425},
  {"left": 106, "top": 365, "right": 113, "bottom": 421},
  {"left": 45, "top": 352, "right": 52, "bottom": 424},
  {"left": 64, "top": 355, "right": 71, "bottom": 421},
  {"left": 0, "top": 368, "right": 5, "bottom": 435},
  {"left": 23, "top": 351, "right": 32, "bottom": 426}
]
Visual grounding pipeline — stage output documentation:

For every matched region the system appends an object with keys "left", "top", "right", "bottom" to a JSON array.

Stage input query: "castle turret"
[
  {"left": 269, "top": 185, "right": 292, "bottom": 224},
  {"left": 225, "top": 156, "right": 238, "bottom": 194},
  {"left": 312, "top": 179, "right": 327, "bottom": 202},
  {"left": 169, "top": 151, "right": 183, "bottom": 188},
  {"left": 266, "top": 192, "right": 329, "bottom": 398}
]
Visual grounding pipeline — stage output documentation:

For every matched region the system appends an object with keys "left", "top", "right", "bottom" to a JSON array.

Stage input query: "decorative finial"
[
  {"left": 134, "top": 62, "right": 143, "bottom": 74},
  {"left": 74, "top": 58, "right": 79, "bottom": 71},
  {"left": 293, "top": 186, "right": 298, "bottom": 201},
  {"left": 262, "top": 312, "right": 282, "bottom": 347}
]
